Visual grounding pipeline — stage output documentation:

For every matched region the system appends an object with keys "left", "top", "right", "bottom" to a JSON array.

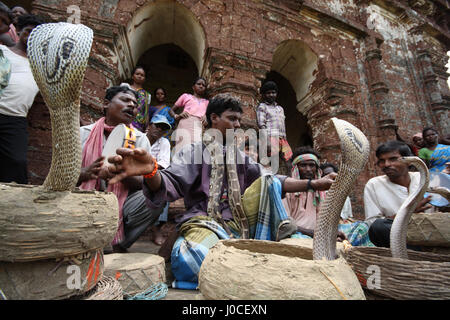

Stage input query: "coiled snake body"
[{"left": 27, "top": 23, "right": 93, "bottom": 191}]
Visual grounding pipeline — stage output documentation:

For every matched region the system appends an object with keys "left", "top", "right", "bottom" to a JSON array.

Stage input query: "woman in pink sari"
[{"left": 170, "top": 77, "right": 209, "bottom": 154}]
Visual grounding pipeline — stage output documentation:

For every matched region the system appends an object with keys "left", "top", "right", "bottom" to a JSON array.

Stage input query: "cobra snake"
[
  {"left": 27, "top": 23, "right": 93, "bottom": 191},
  {"left": 313, "top": 118, "right": 370, "bottom": 261},
  {"left": 389, "top": 157, "right": 450, "bottom": 259}
]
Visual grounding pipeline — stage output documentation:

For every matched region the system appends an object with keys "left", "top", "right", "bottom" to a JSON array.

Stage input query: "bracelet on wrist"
[
  {"left": 306, "top": 179, "right": 314, "bottom": 191},
  {"left": 143, "top": 158, "right": 158, "bottom": 180}
]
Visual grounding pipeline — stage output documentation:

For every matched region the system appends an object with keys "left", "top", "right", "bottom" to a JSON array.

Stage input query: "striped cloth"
[
  {"left": 289, "top": 221, "right": 375, "bottom": 244},
  {"left": 171, "top": 175, "right": 291, "bottom": 289},
  {"left": 270, "top": 136, "right": 293, "bottom": 162},
  {"left": 338, "top": 221, "right": 374, "bottom": 247}
]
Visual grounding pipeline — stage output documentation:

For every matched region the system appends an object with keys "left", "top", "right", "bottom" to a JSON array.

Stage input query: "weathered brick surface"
[{"left": 29, "top": 0, "right": 449, "bottom": 218}]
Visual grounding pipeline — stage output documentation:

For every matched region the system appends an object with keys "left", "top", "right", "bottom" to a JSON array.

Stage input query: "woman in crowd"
[
  {"left": 169, "top": 77, "right": 208, "bottom": 153},
  {"left": 419, "top": 127, "right": 450, "bottom": 173},
  {"left": 124, "top": 66, "right": 152, "bottom": 132}
]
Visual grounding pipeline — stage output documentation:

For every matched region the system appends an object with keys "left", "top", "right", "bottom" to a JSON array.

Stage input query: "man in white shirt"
[
  {"left": 0, "top": 14, "right": 42, "bottom": 184},
  {"left": 364, "top": 140, "right": 432, "bottom": 247},
  {"left": 146, "top": 114, "right": 171, "bottom": 169}
]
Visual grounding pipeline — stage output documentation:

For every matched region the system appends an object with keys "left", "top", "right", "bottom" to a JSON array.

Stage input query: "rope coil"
[{"left": 125, "top": 282, "right": 168, "bottom": 300}]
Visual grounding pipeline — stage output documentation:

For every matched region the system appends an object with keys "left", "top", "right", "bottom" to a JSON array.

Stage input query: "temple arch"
[{"left": 118, "top": 1, "right": 206, "bottom": 79}]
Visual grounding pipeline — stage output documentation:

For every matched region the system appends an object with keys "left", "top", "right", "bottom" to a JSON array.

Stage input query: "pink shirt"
[{"left": 174, "top": 93, "right": 208, "bottom": 118}]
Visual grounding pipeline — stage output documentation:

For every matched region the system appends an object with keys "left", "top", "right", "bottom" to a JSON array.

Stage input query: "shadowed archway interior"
[{"left": 126, "top": 44, "right": 199, "bottom": 106}]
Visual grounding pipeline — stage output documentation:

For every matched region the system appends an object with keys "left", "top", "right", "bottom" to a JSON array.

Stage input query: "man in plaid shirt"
[{"left": 256, "top": 81, "right": 293, "bottom": 167}]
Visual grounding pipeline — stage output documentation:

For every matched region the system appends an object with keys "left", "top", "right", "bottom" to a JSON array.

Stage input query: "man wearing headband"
[{"left": 282, "top": 147, "right": 345, "bottom": 240}]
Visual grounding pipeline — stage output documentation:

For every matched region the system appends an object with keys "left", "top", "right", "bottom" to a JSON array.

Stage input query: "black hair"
[
  {"left": 320, "top": 162, "right": 338, "bottom": 173},
  {"left": 16, "top": 14, "right": 43, "bottom": 31},
  {"left": 375, "top": 140, "right": 413, "bottom": 158},
  {"left": 131, "top": 65, "right": 145, "bottom": 76},
  {"left": 104, "top": 85, "right": 138, "bottom": 116},
  {"left": 11, "top": 6, "right": 27, "bottom": 11},
  {"left": 0, "top": 2, "right": 13, "bottom": 22},
  {"left": 422, "top": 127, "right": 438, "bottom": 137},
  {"left": 153, "top": 87, "right": 166, "bottom": 96},
  {"left": 292, "top": 146, "right": 321, "bottom": 162},
  {"left": 193, "top": 76, "right": 207, "bottom": 86},
  {"left": 105, "top": 85, "right": 138, "bottom": 101},
  {"left": 205, "top": 93, "right": 242, "bottom": 127},
  {"left": 260, "top": 81, "right": 278, "bottom": 94}
]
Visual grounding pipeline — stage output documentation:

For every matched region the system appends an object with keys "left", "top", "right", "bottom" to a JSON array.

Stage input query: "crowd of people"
[{"left": 0, "top": 2, "right": 449, "bottom": 291}]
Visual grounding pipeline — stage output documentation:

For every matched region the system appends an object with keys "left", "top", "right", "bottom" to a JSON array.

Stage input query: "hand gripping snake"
[
  {"left": 313, "top": 118, "right": 370, "bottom": 261},
  {"left": 27, "top": 22, "right": 93, "bottom": 191}
]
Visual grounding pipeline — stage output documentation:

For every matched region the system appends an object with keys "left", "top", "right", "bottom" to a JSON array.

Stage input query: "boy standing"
[{"left": 256, "top": 81, "right": 292, "bottom": 170}]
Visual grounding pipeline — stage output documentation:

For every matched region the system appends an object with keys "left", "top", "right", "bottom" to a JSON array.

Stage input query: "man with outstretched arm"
[{"left": 105, "top": 93, "right": 336, "bottom": 290}]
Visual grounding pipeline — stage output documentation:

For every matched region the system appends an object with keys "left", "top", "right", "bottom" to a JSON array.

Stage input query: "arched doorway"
[
  {"left": 126, "top": 44, "right": 198, "bottom": 105},
  {"left": 268, "top": 40, "right": 319, "bottom": 151},
  {"left": 118, "top": 1, "right": 207, "bottom": 100}
]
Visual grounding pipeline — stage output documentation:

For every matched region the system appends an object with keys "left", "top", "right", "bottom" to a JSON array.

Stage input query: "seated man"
[
  {"left": 147, "top": 114, "right": 171, "bottom": 170},
  {"left": 282, "top": 147, "right": 346, "bottom": 241},
  {"left": 104, "top": 93, "right": 337, "bottom": 289},
  {"left": 364, "top": 140, "right": 432, "bottom": 247},
  {"left": 319, "top": 162, "right": 374, "bottom": 246},
  {"left": 78, "top": 85, "right": 164, "bottom": 253},
  {"left": 146, "top": 114, "right": 173, "bottom": 245}
]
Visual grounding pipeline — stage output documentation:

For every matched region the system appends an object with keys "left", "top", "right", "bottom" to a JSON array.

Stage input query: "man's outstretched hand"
[
  {"left": 311, "top": 172, "right": 338, "bottom": 191},
  {"left": 106, "top": 148, "right": 155, "bottom": 184}
]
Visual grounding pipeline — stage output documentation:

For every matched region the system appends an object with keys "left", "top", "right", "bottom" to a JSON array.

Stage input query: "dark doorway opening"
[{"left": 126, "top": 43, "right": 199, "bottom": 106}]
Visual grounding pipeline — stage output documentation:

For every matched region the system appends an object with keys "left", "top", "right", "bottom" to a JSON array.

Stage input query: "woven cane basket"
[
  {"left": 103, "top": 253, "right": 166, "bottom": 296},
  {"left": 0, "top": 249, "right": 104, "bottom": 300},
  {"left": 199, "top": 240, "right": 366, "bottom": 300},
  {"left": 72, "top": 276, "right": 123, "bottom": 300},
  {"left": 342, "top": 247, "right": 450, "bottom": 300},
  {"left": 0, "top": 183, "right": 119, "bottom": 262},
  {"left": 407, "top": 212, "right": 450, "bottom": 247}
]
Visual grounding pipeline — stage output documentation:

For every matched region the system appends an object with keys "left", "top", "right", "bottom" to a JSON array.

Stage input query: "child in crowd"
[
  {"left": 169, "top": 77, "right": 209, "bottom": 154},
  {"left": 150, "top": 87, "right": 174, "bottom": 139},
  {"left": 256, "top": 81, "right": 292, "bottom": 169},
  {"left": 122, "top": 66, "right": 151, "bottom": 132}
]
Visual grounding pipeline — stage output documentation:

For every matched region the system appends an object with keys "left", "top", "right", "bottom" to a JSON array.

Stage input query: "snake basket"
[
  {"left": 70, "top": 276, "right": 123, "bottom": 300},
  {"left": 0, "top": 249, "right": 104, "bottom": 300},
  {"left": 198, "top": 240, "right": 366, "bottom": 300},
  {"left": 407, "top": 212, "right": 450, "bottom": 247},
  {"left": 0, "top": 184, "right": 119, "bottom": 262},
  {"left": 103, "top": 253, "right": 166, "bottom": 296},
  {"left": 342, "top": 247, "right": 450, "bottom": 300}
]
